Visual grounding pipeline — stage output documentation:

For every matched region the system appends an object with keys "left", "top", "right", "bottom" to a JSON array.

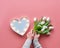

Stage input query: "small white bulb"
[
  {"left": 49, "top": 26, "right": 54, "bottom": 30},
  {"left": 42, "top": 16, "right": 46, "bottom": 20},
  {"left": 46, "top": 17, "right": 50, "bottom": 21},
  {"left": 16, "top": 30, "right": 20, "bottom": 33},
  {"left": 23, "top": 18, "right": 26, "bottom": 20},
  {"left": 13, "top": 20, "right": 16, "bottom": 22},
  {"left": 34, "top": 17, "right": 37, "bottom": 21},
  {"left": 40, "top": 21, "right": 45, "bottom": 25},
  {"left": 26, "top": 23, "right": 29, "bottom": 27},
  {"left": 26, "top": 20, "right": 29, "bottom": 23},
  {"left": 12, "top": 27, "right": 16, "bottom": 30},
  {"left": 10, "top": 23, "right": 13, "bottom": 26},
  {"left": 18, "top": 21, "right": 21, "bottom": 23},
  {"left": 24, "top": 28, "right": 27, "bottom": 32}
]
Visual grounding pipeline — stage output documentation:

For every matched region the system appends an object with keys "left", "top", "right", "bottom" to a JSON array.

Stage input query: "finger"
[
  {"left": 30, "top": 30, "right": 35, "bottom": 36},
  {"left": 30, "top": 30, "right": 35, "bottom": 35},
  {"left": 27, "top": 32, "right": 31, "bottom": 35},
  {"left": 31, "top": 29, "right": 33, "bottom": 33}
]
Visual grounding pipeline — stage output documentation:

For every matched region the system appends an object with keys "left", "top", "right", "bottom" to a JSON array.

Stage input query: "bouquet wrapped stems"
[{"left": 33, "top": 16, "right": 54, "bottom": 35}]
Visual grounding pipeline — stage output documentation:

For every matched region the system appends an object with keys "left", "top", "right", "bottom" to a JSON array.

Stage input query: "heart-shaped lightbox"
[{"left": 10, "top": 17, "right": 30, "bottom": 36}]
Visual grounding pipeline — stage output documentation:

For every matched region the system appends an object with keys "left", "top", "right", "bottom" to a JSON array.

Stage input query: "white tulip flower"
[
  {"left": 40, "top": 21, "right": 45, "bottom": 25},
  {"left": 41, "top": 26, "right": 47, "bottom": 31},
  {"left": 42, "top": 16, "right": 46, "bottom": 20},
  {"left": 41, "top": 28, "right": 45, "bottom": 31},
  {"left": 46, "top": 17, "right": 50, "bottom": 21},
  {"left": 49, "top": 26, "right": 54, "bottom": 30},
  {"left": 43, "top": 26, "right": 47, "bottom": 29},
  {"left": 34, "top": 17, "right": 37, "bottom": 21},
  {"left": 46, "top": 32, "right": 51, "bottom": 35}
]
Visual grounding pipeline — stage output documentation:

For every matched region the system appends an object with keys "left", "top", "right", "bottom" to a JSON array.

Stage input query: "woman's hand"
[
  {"left": 27, "top": 30, "right": 34, "bottom": 39},
  {"left": 34, "top": 33, "right": 40, "bottom": 39},
  {"left": 27, "top": 30, "right": 40, "bottom": 40},
  {"left": 33, "top": 32, "right": 40, "bottom": 39}
]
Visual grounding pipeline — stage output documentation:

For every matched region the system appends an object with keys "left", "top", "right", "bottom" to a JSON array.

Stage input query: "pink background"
[{"left": 0, "top": 0, "right": 60, "bottom": 48}]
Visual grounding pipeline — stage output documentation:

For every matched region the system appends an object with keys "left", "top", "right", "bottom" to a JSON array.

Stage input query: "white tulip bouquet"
[{"left": 33, "top": 16, "right": 54, "bottom": 35}]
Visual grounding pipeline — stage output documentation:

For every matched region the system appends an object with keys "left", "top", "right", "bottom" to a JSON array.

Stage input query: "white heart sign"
[{"left": 10, "top": 17, "right": 30, "bottom": 36}]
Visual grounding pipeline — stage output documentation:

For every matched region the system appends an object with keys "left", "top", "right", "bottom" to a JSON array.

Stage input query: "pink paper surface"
[{"left": 0, "top": 0, "right": 60, "bottom": 48}]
